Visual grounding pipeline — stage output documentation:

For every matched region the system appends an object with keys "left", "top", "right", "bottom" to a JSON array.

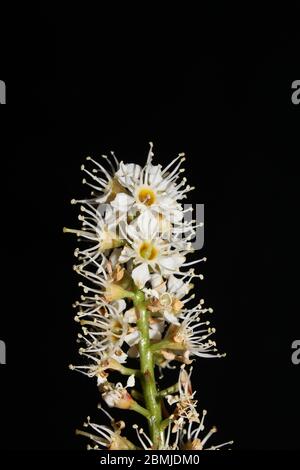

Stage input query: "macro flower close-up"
[
  {"left": 1, "top": 6, "right": 299, "bottom": 463},
  {"left": 65, "top": 143, "right": 232, "bottom": 451}
]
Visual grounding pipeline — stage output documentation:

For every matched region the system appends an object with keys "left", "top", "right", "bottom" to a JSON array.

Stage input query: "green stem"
[
  {"left": 131, "top": 389, "right": 144, "bottom": 402},
  {"left": 130, "top": 400, "right": 151, "bottom": 419},
  {"left": 134, "top": 291, "right": 163, "bottom": 449},
  {"left": 119, "top": 365, "right": 140, "bottom": 376},
  {"left": 158, "top": 383, "right": 179, "bottom": 398},
  {"left": 160, "top": 416, "right": 174, "bottom": 431},
  {"left": 150, "top": 340, "right": 185, "bottom": 352}
]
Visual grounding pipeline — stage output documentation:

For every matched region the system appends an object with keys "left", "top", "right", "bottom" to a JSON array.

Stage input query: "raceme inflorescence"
[{"left": 64, "top": 143, "right": 233, "bottom": 450}]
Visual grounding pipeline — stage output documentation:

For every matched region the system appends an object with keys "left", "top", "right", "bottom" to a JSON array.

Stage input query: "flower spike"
[{"left": 66, "top": 143, "right": 232, "bottom": 450}]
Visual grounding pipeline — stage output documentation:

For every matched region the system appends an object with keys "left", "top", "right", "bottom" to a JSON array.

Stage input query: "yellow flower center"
[
  {"left": 137, "top": 187, "right": 156, "bottom": 206},
  {"left": 139, "top": 241, "right": 158, "bottom": 260}
]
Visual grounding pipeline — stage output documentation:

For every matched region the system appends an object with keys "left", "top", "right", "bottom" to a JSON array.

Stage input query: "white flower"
[
  {"left": 63, "top": 203, "right": 124, "bottom": 269},
  {"left": 132, "top": 424, "right": 178, "bottom": 450},
  {"left": 78, "top": 311, "right": 129, "bottom": 362},
  {"left": 166, "top": 366, "right": 199, "bottom": 432},
  {"left": 73, "top": 153, "right": 126, "bottom": 204},
  {"left": 73, "top": 289, "right": 133, "bottom": 364},
  {"left": 69, "top": 357, "right": 126, "bottom": 384},
  {"left": 132, "top": 408, "right": 233, "bottom": 450},
  {"left": 119, "top": 211, "right": 187, "bottom": 288},
  {"left": 166, "top": 366, "right": 195, "bottom": 405},
  {"left": 147, "top": 273, "right": 198, "bottom": 324},
  {"left": 113, "top": 142, "right": 194, "bottom": 224},
  {"left": 76, "top": 408, "right": 136, "bottom": 450},
  {"left": 74, "top": 255, "right": 131, "bottom": 304},
  {"left": 164, "top": 305, "right": 224, "bottom": 360},
  {"left": 179, "top": 409, "right": 234, "bottom": 450}
]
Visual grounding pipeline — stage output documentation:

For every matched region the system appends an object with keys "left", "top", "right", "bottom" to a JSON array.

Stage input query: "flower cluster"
[{"left": 65, "top": 143, "right": 231, "bottom": 450}]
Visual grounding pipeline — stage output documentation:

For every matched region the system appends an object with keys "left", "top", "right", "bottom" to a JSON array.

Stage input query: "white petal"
[
  {"left": 126, "top": 374, "right": 135, "bottom": 388},
  {"left": 159, "top": 254, "right": 186, "bottom": 274},
  {"left": 142, "top": 287, "right": 160, "bottom": 299},
  {"left": 148, "top": 164, "right": 164, "bottom": 186},
  {"left": 104, "top": 205, "right": 123, "bottom": 229},
  {"left": 102, "top": 393, "right": 116, "bottom": 408},
  {"left": 158, "top": 195, "right": 177, "bottom": 208},
  {"left": 111, "top": 349, "right": 128, "bottom": 364},
  {"left": 156, "top": 212, "right": 172, "bottom": 235},
  {"left": 149, "top": 327, "right": 162, "bottom": 341},
  {"left": 126, "top": 223, "right": 140, "bottom": 241},
  {"left": 112, "top": 299, "right": 127, "bottom": 314},
  {"left": 111, "top": 193, "right": 134, "bottom": 212},
  {"left": 115, "top": 162, "right": 142, "bottom": 188},
  {"left": 137, "top": 211, "right": 159, "bottom": 240},
  {"left": 171, "top": 208, "right": 184, "bottom": 223},
  {"left": 109, "top": 247, "right": 123, "bottom": 267},
  {"left": 167, "top": 275, "right": 184, "bottom": 294},
  {"left": 125, "top": 330, "right": 140, "bottom": 346},
  {"left": 151, "top": 273, "right": 166, "bottom": 294},
  {"left": 119, "top": 246, "right": 135, "bottom": 263},
  {"left": 97, "top": 375, "right": 108, "bottom": 386},
  {"left": 124, "top": 307, "right": 137, "bottom": 323},
  {"left": 176, "top": 284, "right": 190, "bottom": 299},
  {"left": 164, "top": 311, "right": 180, "bottom": 325},
  {"left": 166, "top": 394, "right": 179, "bottom": 405},
  {"left": 132, "top": 263, "right": 150, "bottom": 289}
]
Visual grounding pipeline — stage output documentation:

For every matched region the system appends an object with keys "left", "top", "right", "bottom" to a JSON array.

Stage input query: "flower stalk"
[
  {"left": 134, "top": 290, "right": 163, "bottom": 448},
  {"left": 158, "top": 384, "right": 179, "bottom": 398}
]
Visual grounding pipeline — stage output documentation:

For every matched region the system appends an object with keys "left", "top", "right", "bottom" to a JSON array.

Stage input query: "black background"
[{"left": 0, "top": 4, "right": 299, "bottom": 455}]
